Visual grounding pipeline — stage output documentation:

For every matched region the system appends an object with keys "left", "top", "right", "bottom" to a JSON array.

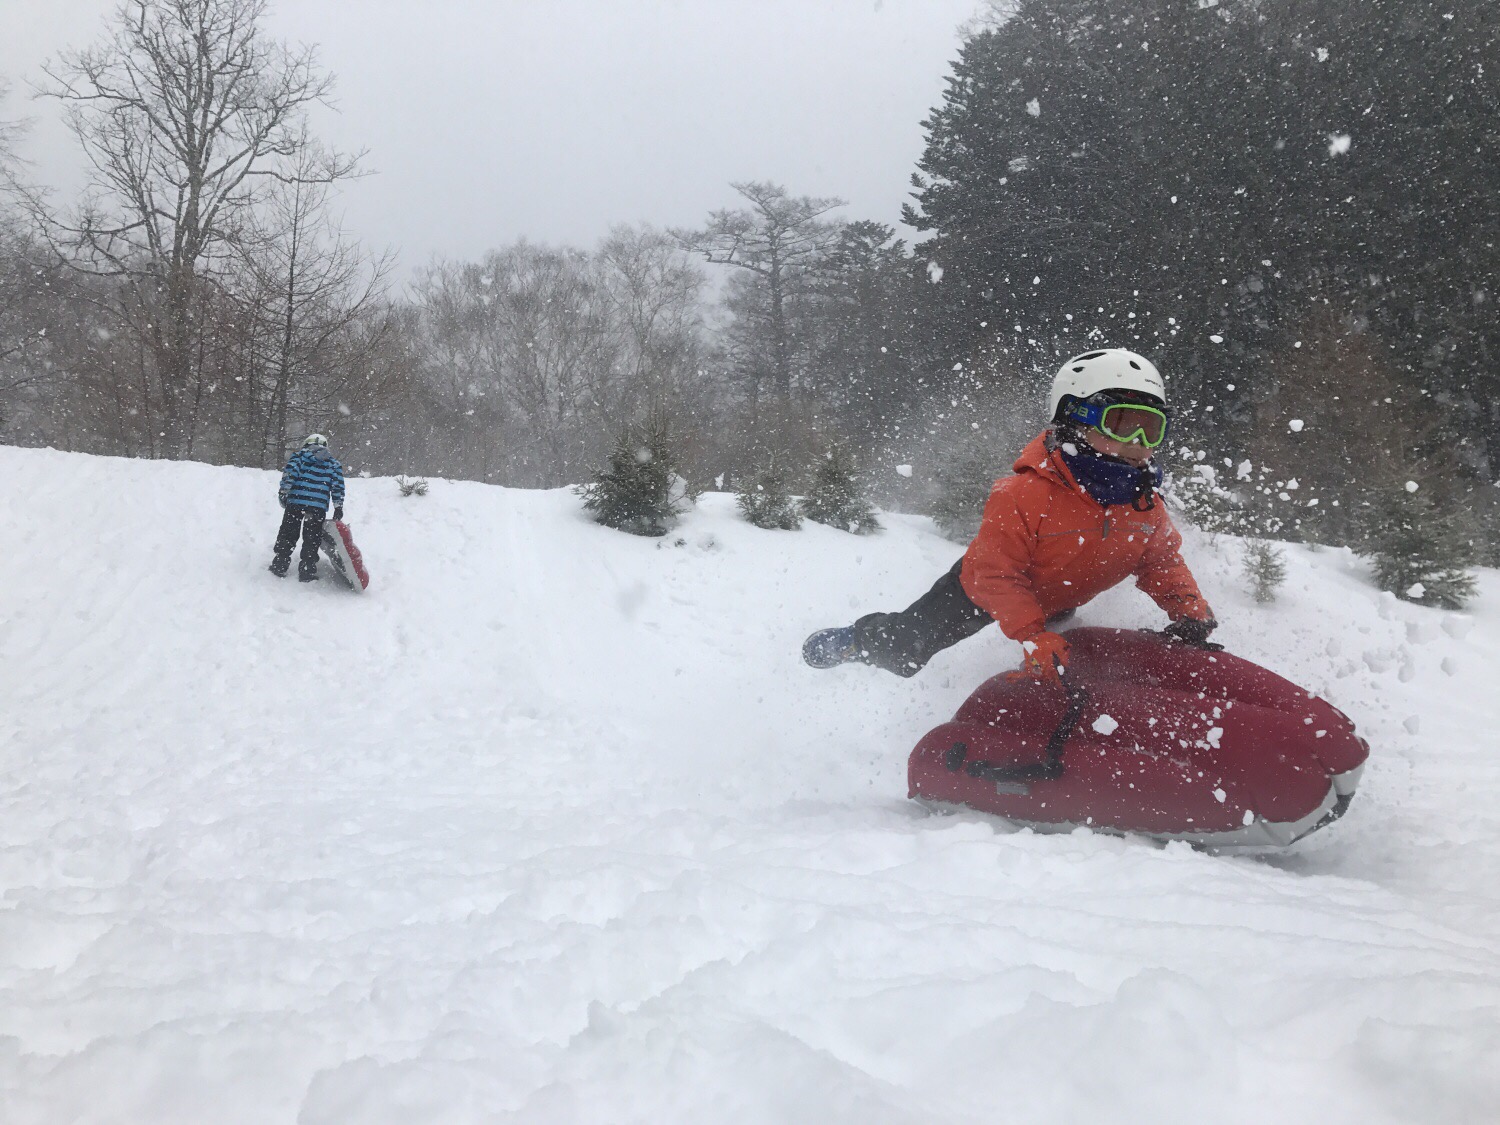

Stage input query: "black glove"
[
  {"left": 1162, "top": 617, "right": 1222, "bottom": 650},
  {"left": 333, "top": 506, "right": 344, "bottom": 521}
]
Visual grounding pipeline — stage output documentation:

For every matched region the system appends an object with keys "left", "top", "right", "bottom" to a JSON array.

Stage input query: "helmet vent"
[
  {"left": 1077, "top": 351, "right": 1106, "bottom": 361},
  {"left": 1128, "top": 360, "right": 1141, "bottom": 369}
]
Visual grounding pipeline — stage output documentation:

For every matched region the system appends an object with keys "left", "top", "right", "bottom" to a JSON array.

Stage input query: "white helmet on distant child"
[
  {"left": 1047, "top": 349, "right": 1165, "bottom": 422},
  {"left": 303, "top": 433, "right": 329, "bottom": 447}
]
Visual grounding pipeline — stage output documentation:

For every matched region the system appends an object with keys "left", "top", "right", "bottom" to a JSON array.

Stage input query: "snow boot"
[
  {"left": 298, "top": 566, "right": 319, "bottom": 583},
  {"left": 269, "top": 560, "right": 289, "bottom": 578},
  {"left": 802, "top": 625, "right": 862, "bottom": 670}
]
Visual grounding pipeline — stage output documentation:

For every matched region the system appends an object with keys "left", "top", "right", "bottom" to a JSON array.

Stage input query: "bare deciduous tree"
[
  {"left": 414, "top": 242, "right": 620, "bottom": 486},
  {"left": 492, "top": 244, "right": 619, "bottom": 482},
  {"left": 35, "top": 0, "right": 360, "bottom": 458},
  {"left": 408, "top": 230, "right": 718, "bottom": 488},
  {"left": 0, "top": 83, "right": 61, "bottom": 437},
  {"left": 238, "top": 136, "right": 392, "bottom": 466},
  {"left": 596, "top": 225, "right": 708, "bottom": 418}
]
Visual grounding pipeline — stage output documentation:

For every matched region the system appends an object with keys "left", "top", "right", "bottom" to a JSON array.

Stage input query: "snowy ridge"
[{"left": 1, "top": 445, "right": 1498, "bottom": 1124}]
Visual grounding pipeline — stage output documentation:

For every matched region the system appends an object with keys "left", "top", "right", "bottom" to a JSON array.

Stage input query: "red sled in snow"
[
  {"left": 909, "top": 627, "right": 1368, "bottom": 850},
  {"left": 319, "top": 519, "right": 370, "bottom": 593}
]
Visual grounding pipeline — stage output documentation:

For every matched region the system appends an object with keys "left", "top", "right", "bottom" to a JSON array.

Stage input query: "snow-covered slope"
[{"left": 2, "top": 445, "right": 1498, "bottom": 1125}]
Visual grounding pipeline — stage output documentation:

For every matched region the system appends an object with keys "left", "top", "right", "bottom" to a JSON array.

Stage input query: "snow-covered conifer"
[
  {"left": 930, "top": 444, "right": 999, "bottom": 543},
  {"left": 736, "top": 459, "right": 802, "bottom": 530},
  {"left": 1242, "top": 539, "right": 1287, "bottom": 604},
  {"left": 799, "top": 446, "right": 880, "bottom": 534},
  {"left": 1359, "top": 490, "right": 1476, "bottom": 609},
  {"left": 577, "top": 417, "right": 694, "bottom": 536}
]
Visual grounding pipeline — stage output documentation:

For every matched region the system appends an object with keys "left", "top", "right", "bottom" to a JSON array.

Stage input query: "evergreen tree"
[
  {"left": 736, "top": 459, "right": 803, "bottom": 530},
  {"left": 673, "top": 182, "right": 844, "bottom": 407},
  {"left": 901, "top": 0, "right": 1500, "bottom": 542},
  {"left": 902, "top": 2, "right": 1279, "bottom": 423},
  {"left": 930, "top": 442, "right": 1002, "bottom": 543},
  {"left": 800, "top": 446, "right": 880, "bottom": 534},
  {"left": 577, "top": 416, "right": 693, "bottom": 536},
  {"left": 803, "top": 222, "right": 921, "bottom": 442},
  {"left": 1359, "top": 489, "right": 1476, "bottom": 610},
  {"left": 1242, "top": 539, "right": 1288, "bottom": 604}
]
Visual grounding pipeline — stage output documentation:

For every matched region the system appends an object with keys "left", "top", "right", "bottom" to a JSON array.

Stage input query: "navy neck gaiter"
[{"left": 1057, "top": 438, "right": 1163, "bottom": 508}]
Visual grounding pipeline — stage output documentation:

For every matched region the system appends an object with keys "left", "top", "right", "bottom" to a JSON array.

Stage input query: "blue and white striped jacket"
[{"left": 279, "top": 446, "right": 346, "bottom": 512}]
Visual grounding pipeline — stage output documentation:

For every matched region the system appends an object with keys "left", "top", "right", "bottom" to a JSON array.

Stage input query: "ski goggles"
[{"left": 1064, "top": 400, "right": 1171, "bottom": 448}]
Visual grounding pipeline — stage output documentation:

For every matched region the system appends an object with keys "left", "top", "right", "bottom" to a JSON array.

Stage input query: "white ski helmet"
[
  {"left": 1047, "top": 349, "right": 1165, "bottom": 422},
  {"left": 303, "top": 433, "right": 329, "bottom": 447}
]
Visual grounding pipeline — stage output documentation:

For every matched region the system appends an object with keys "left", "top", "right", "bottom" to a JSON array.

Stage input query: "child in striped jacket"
[{"left": 270, "top": 434, "right": 347, "bottom": 582}]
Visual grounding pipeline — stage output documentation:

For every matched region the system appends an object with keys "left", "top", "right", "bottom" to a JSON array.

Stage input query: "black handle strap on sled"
[
  {"left": 1151, "top": 626, "right": 1225, "bottom": 652},
  {"left": 945, "top": 686, "right": 1091, "bottom": 787}
]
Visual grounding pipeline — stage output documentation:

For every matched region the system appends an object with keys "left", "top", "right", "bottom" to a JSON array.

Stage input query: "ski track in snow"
[{"left": 1, "top": 446, "right": 1498, "bottom": 1124}]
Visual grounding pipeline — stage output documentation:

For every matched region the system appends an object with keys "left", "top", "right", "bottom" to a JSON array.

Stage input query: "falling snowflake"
[{"left": 1328, "top": 133, "right": 1352, "bottom": 156}]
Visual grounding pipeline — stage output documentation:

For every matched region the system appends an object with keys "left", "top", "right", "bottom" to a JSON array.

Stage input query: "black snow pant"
[
  {"left": 271, "top": 505, "right": 326, "bottom": 579},
  {"left": 848, "top": 559, "right": 993, "bottom": 677},
  {"left": 848, "top": 558, "right": 1074, "bottom": 677}
]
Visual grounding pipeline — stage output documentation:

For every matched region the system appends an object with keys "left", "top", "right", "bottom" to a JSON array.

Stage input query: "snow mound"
[{"left": 1, "top": 446, "right": 1498, "bottom": 1124}]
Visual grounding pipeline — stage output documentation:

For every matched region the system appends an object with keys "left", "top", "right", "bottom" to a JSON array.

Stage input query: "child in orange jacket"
[{"left": 803, "top": 349, "right": 1216, "bottom": 681}]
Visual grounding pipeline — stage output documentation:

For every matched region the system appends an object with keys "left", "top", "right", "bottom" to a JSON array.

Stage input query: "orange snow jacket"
[{"left": 959, "top": 431, "right": 1213, "bottom": 641}]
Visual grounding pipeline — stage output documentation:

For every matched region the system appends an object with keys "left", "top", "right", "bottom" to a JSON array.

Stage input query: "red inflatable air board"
[
  {"left": 908, "top": 628, "right": 1367, "bottom": 849},
  {"left": 320, "top": 519, "right": 370, "bottom": 593}
]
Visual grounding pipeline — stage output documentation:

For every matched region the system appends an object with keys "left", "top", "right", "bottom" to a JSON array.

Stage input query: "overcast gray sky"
[{"left": 2, "top": 0, "right": 980, "bottom": 275}]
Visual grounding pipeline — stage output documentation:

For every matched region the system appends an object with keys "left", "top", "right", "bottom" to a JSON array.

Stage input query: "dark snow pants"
[
  {"left": 849, "top": 558, "right": 1072, "bottom": 677},
  {"left": 272, "top": 505, "right": 326, "bottom": 579},
  {"left": 848, "top": 559, "right": 994, "bottom": 677}
]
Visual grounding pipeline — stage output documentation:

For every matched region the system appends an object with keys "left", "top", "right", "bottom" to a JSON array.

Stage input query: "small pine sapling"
[
  {"left": 799, "top": 446, "right": 880, "bottom": 534},
  {"left": 577, "top": 416, "right": 694, "bottom": 536},
  {"left": 396, "top": 475, "right": 429, "bottom": 497},
  {"left": 736, "top": 460, "right": 803, "bottom": 530},
  {"left": 1242, "top": 539, "right": 1287, "bottom": 604}
]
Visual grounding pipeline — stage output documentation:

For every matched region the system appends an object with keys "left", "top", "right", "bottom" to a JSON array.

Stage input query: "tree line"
[
  {"left": 1, "top": 0, "right": 1496, "bottom": 566},
  {"left": 910, "top": 0, "right": 1500, "bottom": 554}
]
